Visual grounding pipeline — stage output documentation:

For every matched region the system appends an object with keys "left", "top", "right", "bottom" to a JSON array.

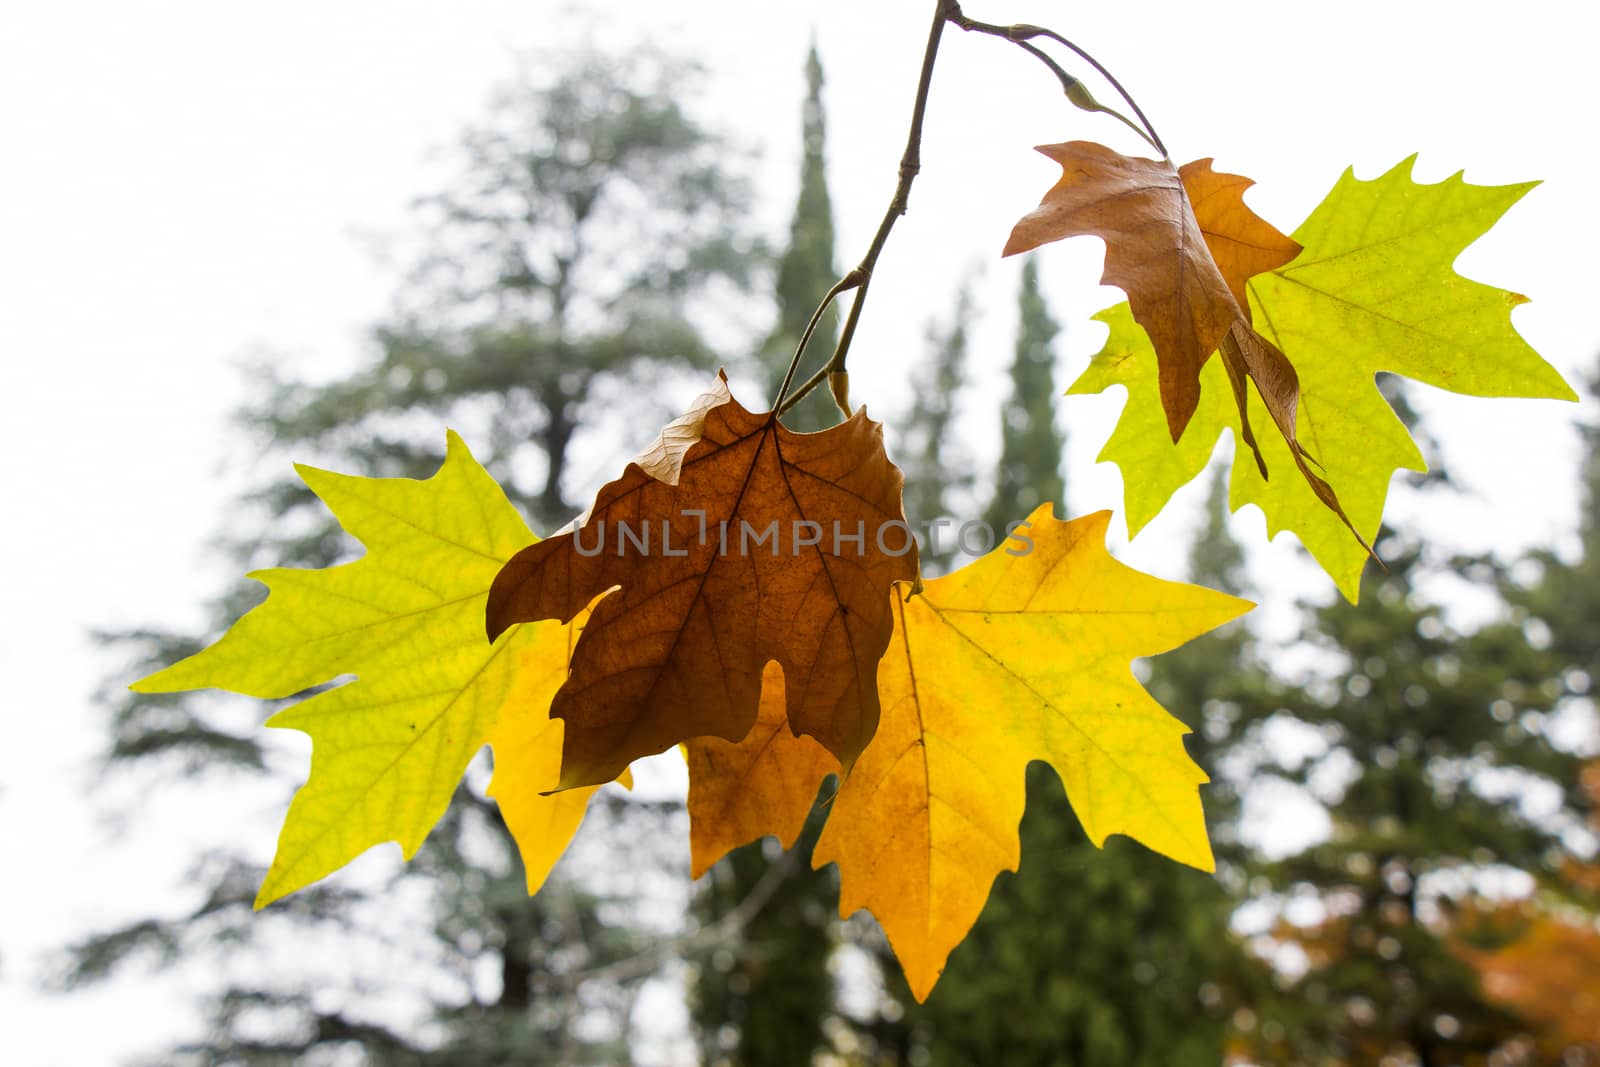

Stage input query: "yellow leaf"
[
  {"left": 683, "top": 661, "right": 838, "bottom": 879},
  {"left": 486, "top": 606, "right": 632, "bottom": 896},
  {"left": 134, "top": 432, "right": 613, "bottom": 905},
  {"left": 812, "top": 506, "right": 1251, "bottom": 1001}
]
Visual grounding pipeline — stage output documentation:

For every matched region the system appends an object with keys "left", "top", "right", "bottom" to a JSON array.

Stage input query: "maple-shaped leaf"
[
  {"left": 683, "top": 662, "right": 838, "bottom": 879},
  {"left": 487, "top": 373, "right": 917, "bottom": 790},
  {"left": 1006, "top": 142, "right": 1365, "bottom": 546},
  {"left": 808, "top": 506, "right": 1250, "bottom": 1001},
  {"left": 1073, "top": 158, "right": 1577, "bottom": 600},
  {"left": 134, "top": 433, "right": 617, "bottom": 905}
]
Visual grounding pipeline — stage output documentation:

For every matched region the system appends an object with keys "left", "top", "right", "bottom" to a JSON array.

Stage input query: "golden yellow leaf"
[
  {"left": 683, "top": 662, "right": 838, "bottom": 879},
  {"left": 812, "top": 506, "right": 1251, "bottom": 1000},
  {"left": 486, "top": 606, "right": 631, "bottom": 895}
]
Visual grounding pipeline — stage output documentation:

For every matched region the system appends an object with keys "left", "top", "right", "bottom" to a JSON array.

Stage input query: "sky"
[{"left": 2, "top": 1, "right": 1595, "bottom": 1062}]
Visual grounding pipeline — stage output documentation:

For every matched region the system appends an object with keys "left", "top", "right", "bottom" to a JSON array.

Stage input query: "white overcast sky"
[{"left": 3, "top": 1, "right": 1595, "bottom": 1062}]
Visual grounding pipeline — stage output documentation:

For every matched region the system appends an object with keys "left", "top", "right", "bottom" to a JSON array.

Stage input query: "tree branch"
[
  {"left": 776, "top": 0, "right": 953, "bottom": 415},
  {"left": 558, "top": 849, "right": 800, "bottom": 987},
  {"left": 779, "top": 0, "right": 1170, "bottom": 418}
]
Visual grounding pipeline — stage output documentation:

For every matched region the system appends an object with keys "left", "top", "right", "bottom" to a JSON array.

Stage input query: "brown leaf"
[
  {"left": 487, "top": 373, "right": 918, "bottom": 789},
  {"left": 684, "top": 662, "right": 838, "bottom": 879},
  {"left": 1180, "top": 158, "right": 1302, "bottom": 311},
  {"left": 1004, "top": 141, "right": 1238, "bottom": 440}
]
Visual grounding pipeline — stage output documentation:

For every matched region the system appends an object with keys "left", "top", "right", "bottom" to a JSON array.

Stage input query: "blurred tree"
[
  {"left": 1440, "top": 358, "right": 1600, "bottom": 1066},
  {"left": 62, "top": 44, "right": 760, "bottom": 1065},
  {"left": 767, "top": 40, "right": 841, "bottom": 434},
  {"left": 897, "top": 276, "right": 978, "bottom": 573},
  {"left": 1451, "top": 850, "right": 1600, "bottom": 1064},
  {"left": 690, "top": 41, "right": 845, "bottom": 1067},
  {"left": 982, "top": 258, "right": 1065, "bottom": 536},
  {"left": 1229, "top": 383, "right": 1595, "bottom": 1065}
]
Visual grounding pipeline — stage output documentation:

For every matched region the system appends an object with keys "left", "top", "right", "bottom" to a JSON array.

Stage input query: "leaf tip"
[
  {"left": 1076, "top": 506, "right": 1114, "bottom": 541},
  {"left": 1000, "top": 233, "right": 1032, "bottom": 259},
  {"left": 252, "top": 875, "right": 288, "bottom": 912}
]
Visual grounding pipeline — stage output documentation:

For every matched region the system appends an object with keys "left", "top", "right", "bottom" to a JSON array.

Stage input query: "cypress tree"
[
  {"left": 897, "top": 278, "right": 978, "bottom": 573},
  {"left": 983, "top": 258, "right": 1066, "bottom": 534},
  {"left": 768, "top": 41, "right": 841, "bottom": 433}
]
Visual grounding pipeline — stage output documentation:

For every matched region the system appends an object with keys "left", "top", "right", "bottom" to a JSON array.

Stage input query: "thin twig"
[
  {"left": 773, "top": 270, "right": 862, "bottom": 410},
  {"left": 559, "top": 850, "right": 800, "bottom": 987},
  {"left": 777, "top": 0, "right": 954, "bottom": 417},
  {"left": 1010, "top": 38, "right": 1158, "bottom": 154},
  {"left": 945, "top": 3, "right": 1168, "bottom": 158},
  {"left": 780, "top": 1, "right": 1171, "bottom": 417}
]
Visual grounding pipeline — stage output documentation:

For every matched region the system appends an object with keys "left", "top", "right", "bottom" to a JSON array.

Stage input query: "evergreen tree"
[
  {"left": 61, "top": 45, "right": 758, "bottom": 1064},
  {"left": 1229, "top": 386, "right": 1595, "bottom": 1064},
  {"left": 1490, "top": 356, "right": 1600, "bottom": 708},
  {"left": 767, "top": 41, "right": 842, "bottom": 433},
  {"left": 897, "top": 278, "right": 978, "bottom": 573},
  {"left": 689, "top": 42, "right": 843, "bottom": 1067},
  {"left": 983, "top": 258, "right": 1065, "bottom": 535},
  {"left": 1438, "top": 356, "right": 1600, "bottom": 1065}
]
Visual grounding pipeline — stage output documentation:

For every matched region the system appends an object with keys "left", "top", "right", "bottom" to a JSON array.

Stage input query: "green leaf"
[
  {"left": 135, "top": 432, "right": 603, "bottom": 906},
  {"left": 1071, "top": 157, "right": 1576, "bottom": 600}
]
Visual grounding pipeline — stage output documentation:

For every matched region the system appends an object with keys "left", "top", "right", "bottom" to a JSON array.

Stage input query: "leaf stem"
[
  {"left": 773, "top": 270, "right": 862, "bottom": 410},
  {"left": 944, "top": 6, "right": 1168, "bottom": 159},
  {"left": 775, "top": 0, "right": 953, "bottom": 416}
]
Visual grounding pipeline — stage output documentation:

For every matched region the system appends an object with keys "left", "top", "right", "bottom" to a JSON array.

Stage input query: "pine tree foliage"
[
  {"left": 1434, "top": 356, "right": 1600, "bottom": 1064},
  {"left": 249, "top": 45, "right": 757, "bottom": 531},
  {"left": 1229, "top": 391, "right": 1597, "bottom": 1063}
]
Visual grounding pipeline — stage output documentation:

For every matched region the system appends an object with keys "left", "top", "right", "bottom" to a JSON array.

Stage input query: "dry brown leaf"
[
  {"left": 684, "top": 661, "right": 838, "bottom": 879},
  {"left": 487, "top": 373, "right": 918, "bottom": 789},
  {"left": 1004, "top": 141, "right": 1238, "bottom": 440},
  {"left": 1219, "top": 321, "right": 1364, "bottom": 548},
  {"left": 1180, "top": 158, "right": 1302, "bottom": 311}
]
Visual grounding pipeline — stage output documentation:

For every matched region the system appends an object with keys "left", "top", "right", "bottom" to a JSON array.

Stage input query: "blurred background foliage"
[{"left": 61, "top": 27, "right": 1600, "bottom": 1067}]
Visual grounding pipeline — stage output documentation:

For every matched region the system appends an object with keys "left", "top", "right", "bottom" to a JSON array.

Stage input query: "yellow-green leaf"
[
  {"left": 134, "top": 432, "right": 610, "bottom": 905},
  {"left": 1072, "top": 158, "right": 1576, "bottom": 600},
  {"left": 811, "top": 506, "right": 1251, "bottom": 1000}
]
